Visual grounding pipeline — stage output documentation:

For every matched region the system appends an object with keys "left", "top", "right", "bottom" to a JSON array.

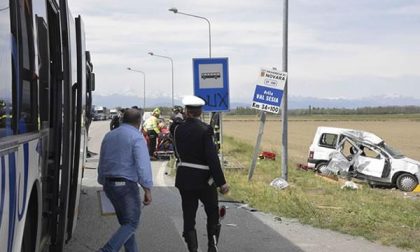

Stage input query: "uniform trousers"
[{"left": 179, "top": 184, "right": 219, "bottom": 232}]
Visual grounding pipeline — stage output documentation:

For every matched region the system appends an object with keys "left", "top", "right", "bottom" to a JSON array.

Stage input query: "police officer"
[
  {"left": 170, "top": 95, "right": 229, "bottom": 252},
  {"left": 171, "top": 105, "right": 184, "bottom": 120}
]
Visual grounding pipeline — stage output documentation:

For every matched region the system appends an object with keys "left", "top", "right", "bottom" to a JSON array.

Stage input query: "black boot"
[
  {"left": 207, "top": 224, "right": 221, "bottom": 252},
  {"left": 183, "top": 230, "right": 198, "bottom": 252}
]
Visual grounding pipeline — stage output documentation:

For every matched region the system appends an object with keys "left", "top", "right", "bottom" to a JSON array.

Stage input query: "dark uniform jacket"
[{"left": 170, "top": 117, "right": 226, "bottom": 190}]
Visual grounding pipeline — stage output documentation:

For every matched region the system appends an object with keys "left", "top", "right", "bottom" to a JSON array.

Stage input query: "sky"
[{"left": 70, "top": 0, "right": 420, "bottom": 106}]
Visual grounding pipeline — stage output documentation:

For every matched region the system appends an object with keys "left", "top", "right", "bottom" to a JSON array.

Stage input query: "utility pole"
[{"left": 281, "top": 0, "right": 289, "bottom": 181}]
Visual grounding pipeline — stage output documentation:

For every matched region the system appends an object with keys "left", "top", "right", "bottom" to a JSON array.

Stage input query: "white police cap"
[{"left": 182, "top": 95, "right": 205, "bottom": 107}]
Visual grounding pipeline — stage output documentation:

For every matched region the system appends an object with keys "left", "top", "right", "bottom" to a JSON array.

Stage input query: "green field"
[{"left": 221, "top": 114, "right": 420, "bottom": 251}]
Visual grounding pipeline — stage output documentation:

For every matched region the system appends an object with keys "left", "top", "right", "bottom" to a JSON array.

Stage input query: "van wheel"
[
  {"left": 396, "top": 173, "right": 418, "bottom": 192},
  {"left": 316, "top": 162, "right": 328, "bottom": 174}
]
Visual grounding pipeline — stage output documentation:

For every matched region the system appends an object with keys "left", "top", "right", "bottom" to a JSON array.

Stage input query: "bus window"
[
  {"left": 36, "top": 16, "right": 50, "bottom": 127},
  {"left": 0, "top": 4, "right": 14, "bottom": 138},
  {"left": 18, "top": 0, "right": 38, "bottom": 133}
]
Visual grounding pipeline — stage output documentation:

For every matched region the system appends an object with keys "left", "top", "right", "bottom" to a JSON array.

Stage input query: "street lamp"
[
  {"left": 148, "top": 52, "right": 174, "bottom": 107},
  {"left": 168, "top": 7, "right": 212, "bottom": 57},
  {"left": 127, "top": 67, "right": 146, "bottom": 109},
  {"left": 168, "top": 8, "right": 225, "bottom": 166}
]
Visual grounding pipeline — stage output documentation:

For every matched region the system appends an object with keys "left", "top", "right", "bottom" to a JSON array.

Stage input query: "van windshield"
[{"left": 381, "top": 143, "right": 404, "bottom": 159}]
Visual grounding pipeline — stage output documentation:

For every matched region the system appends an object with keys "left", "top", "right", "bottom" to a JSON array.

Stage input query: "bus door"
[
  {"left": 52, "top": 0, "right": 75, "bottom": 250},
  {"left": 66, "top": 15, "right": 86, "bottom": 241},
  {"left": 44, "top": 0, "right": 67, "bottom": 251}
]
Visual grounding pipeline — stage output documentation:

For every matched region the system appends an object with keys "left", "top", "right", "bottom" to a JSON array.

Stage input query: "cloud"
[{"left": 68, "top": 0, "right": 420, "bottom": 104}]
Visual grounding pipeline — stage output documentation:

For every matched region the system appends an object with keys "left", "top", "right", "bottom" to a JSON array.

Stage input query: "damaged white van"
[{"left": 307, "top": 127, "right": 420, "bottom": 192}]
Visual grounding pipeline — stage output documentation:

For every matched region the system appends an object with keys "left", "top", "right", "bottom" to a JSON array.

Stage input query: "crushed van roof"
[{"left": 316, "top": 126, "right": 383, "bottom": 145}]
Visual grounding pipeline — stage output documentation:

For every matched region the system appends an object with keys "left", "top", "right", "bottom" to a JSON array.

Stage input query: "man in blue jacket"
[{"left": 98, "top": 108, "right": 153, "bottom": 252}]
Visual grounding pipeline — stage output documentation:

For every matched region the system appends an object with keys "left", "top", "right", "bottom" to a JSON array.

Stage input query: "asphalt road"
[{"left": 64, "top": 121, "right": 407, "bottom": 252}]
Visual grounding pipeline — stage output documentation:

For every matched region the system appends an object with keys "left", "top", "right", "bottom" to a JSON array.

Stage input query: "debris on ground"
[
  {"left": 316, "top": 205, "right": 343, "bottom": 210},
  {"left": 296, "top": 163, "right": 311, "bottom": 171},
  {"left": 258, "top": 151, "right": 276, "bottom": 160},
  {"left": 341, "top": 181, "right": 359, "bottom": 190},
  {"left": 223, "top": 156, "right": 245, "bottom": 169},
  {"left": 270, "top": 177, "right": 289, "bottom": 190},
  {"left": 315, "top": 173, "right": 339, "bottom": 182},
  {"left": 237, "top": 204, "right": 257, "bottom": 212}
]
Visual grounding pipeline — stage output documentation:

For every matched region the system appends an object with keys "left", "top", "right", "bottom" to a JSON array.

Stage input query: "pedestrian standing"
[
  {"left": 109, "top": 108, "right": 125, "bottom": 131},
  {"left": 170, "top": 105, "right": 184, "bottom": 123},
  {"left": 97, "top": 108, "right": 153, "bottom": 252},
  {"left": 170, "top": 95, "right": 229, "bottom": 252}
]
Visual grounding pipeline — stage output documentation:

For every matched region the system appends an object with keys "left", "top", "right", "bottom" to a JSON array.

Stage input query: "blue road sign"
[
  {"left": 252, "top": 85, "right": 283, "bottom": 113},
  {"left": 251, "top": 68, "right": 287, "bottom": 114},
  {"left": 193, "top": 58, "right": 229, "bottom": 112}
]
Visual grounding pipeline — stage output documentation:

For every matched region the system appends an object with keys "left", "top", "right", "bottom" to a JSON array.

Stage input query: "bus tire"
[{"left": 21, "top": 194, "right": 37, "bottom": 252}]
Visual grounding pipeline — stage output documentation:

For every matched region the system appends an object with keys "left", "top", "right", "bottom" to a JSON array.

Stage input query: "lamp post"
[
  {"left": 281, "top": 0, "right": 289, "bottom": 181},
  {"left": 127, "top": 67, "right": 146, "bottom": 109},
  {"left": 168, "top": 8, "right": 225, "bottom": 166},
  {"left": 169, "top": 7, "right": 211, "bottom": 58},
  {"left": 148, "top": 52, "right": 174, "bottom": 107}
]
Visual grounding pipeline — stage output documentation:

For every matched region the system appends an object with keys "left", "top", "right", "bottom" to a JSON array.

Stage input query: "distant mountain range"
[{"left": 93, "top": 94, "right": 420, "bottom": 109}]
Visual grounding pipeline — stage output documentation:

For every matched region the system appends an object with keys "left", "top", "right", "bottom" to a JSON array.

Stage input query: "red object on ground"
[
  {"left": 219, "top": 205, "right": 226, "bottom": 220},
  {"left": 258, "top": 151, "right": 276, "bottom": 160},
  {"left": 296, "top": 163, "right": 310, "bottom": 171}
]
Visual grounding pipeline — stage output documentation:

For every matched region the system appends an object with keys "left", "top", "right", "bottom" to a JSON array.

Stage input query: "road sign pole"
[
  {"left": 248, "top": 111, "right": 266, "bottom": 181},
  {"left": 193, "top": 58, "right": 229, "bottom": 168},
  {"left": 281, "top": 0, "right": 289, "bottom": 181},
  {"left": 219, "top": 112, "right": 224, "bottom": 168}
]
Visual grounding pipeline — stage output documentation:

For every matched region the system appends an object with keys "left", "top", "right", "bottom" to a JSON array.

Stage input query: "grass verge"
[{"left": 223, "top": 135, "right": 420, "bottom": 251}]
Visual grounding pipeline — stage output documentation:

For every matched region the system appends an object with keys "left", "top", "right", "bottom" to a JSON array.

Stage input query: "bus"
[{"left": 0, "top": 0, "right": 95, "bottom": 251}]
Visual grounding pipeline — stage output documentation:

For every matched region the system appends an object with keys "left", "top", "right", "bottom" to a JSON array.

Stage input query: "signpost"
[
  {"left": 193, "top": 57, "right": 229, "bottom": 167},
  {"left": 248, "top": 68, "right": 287, "bottom": 181},
  {"left": 193, "top": 58, "right": 229, "bottom": 112},
  {"left": 251, "top": 68, "right": 287, "bottom": 114}
]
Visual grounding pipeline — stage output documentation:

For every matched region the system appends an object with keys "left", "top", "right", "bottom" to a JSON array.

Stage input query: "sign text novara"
[{"left": 251, "top": 68, "right": 287, "bottom": 114}]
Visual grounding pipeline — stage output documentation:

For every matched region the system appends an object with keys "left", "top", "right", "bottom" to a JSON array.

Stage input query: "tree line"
[{"left": 226, "top": 106, "right": 420, "bottom": 116}]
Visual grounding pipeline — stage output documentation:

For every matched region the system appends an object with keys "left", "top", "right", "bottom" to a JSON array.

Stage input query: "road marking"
[{"left": 156, "top": 162, "right": 169, "bottom": 187}]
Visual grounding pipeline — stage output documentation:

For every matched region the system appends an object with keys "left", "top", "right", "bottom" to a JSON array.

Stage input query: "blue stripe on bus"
[
  {"left": 18, "top": 143, "right": 29, "bottom": 220},
  {"left": 0, "top": 156, "right": 5, "bottom": 228},
  {"left": 8, "top": 154, "right": 16, "bottom": 252}
]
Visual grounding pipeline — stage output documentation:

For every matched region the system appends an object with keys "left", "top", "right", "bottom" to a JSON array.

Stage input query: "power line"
[{"left": 0, "top": 6, "right": 9, "bottom": 12}]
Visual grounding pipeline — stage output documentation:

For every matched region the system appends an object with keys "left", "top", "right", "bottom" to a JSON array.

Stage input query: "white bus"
[{"left": 0, "top": 0, "right": 95, "bottom": 251}]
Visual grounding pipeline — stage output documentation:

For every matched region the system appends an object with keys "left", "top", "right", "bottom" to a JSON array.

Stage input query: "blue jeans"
[{"left": 101, "top": 179, "right": 141, "bottom": 252}]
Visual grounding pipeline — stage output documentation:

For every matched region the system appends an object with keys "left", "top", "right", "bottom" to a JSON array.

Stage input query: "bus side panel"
[
  {"left": 13, "top": 138, "right": 43, "bottom": 252},
  {"left": 0, "top": 137, "right": 41, "bottom": 252},
  {"left": 0, "top": 151, "right": 14, "bottom": 252}
]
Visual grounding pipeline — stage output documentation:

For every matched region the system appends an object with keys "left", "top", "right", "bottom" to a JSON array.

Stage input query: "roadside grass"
[{"left": 223, "top": 135, "right": 420, "bottom": 251}]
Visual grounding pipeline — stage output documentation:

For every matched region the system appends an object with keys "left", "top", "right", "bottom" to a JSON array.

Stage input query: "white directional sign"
[{"left": 251, "top": 68, "right": 287, "bottom": 114}]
